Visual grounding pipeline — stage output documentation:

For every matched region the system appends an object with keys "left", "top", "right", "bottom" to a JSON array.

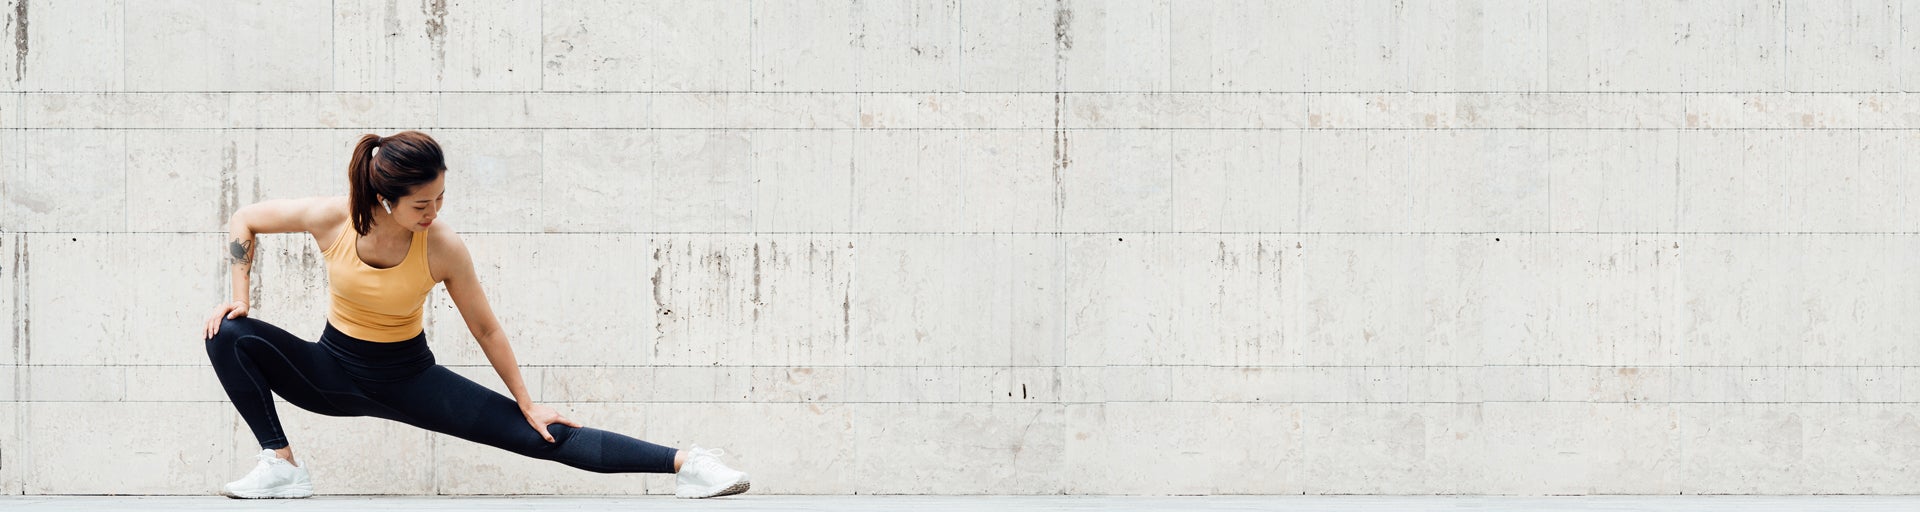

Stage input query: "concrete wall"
[{"left": 2, "top": 0, "right": 1918, "bottom": 496}]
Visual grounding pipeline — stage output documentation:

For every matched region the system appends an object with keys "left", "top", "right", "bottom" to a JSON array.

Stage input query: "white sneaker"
[
  {"left": 222, "top": 449, "right": 313, "bottom": 499},
  {"left": 675, "top": 445, "right": 750, "bottom": 499}
]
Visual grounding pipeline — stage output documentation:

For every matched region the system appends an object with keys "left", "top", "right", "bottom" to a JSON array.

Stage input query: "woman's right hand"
[{"left": 204, "top": 301, "right": 250, "bottom": 340}]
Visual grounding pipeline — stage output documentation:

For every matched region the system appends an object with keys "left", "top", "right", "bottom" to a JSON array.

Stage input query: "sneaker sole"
[
  {"left": 677, "top": 479, "right": 750, "bottom": 499},
  {"left": 222, "top": 485, "right": 313, "bottom": 499}
]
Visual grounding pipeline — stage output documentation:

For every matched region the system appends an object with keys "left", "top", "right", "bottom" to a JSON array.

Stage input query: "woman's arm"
[
  {"left": 206, "top": 196, "right": 339, "bottom": 340},
  {"left": 435, "top": 228, "right": 531, "bottom": 405},
  {"left": 434, "top": 225, "right": 581, "bottom": 441}
]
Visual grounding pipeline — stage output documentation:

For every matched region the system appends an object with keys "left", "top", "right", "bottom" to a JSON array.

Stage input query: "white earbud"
[{"left": 381, "top": 199, "right": 392, "bottom": 214}]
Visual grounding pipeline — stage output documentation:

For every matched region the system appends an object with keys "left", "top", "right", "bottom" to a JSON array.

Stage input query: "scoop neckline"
[{"left": 351, "top": 228, "right": 416, "bottom": 271}]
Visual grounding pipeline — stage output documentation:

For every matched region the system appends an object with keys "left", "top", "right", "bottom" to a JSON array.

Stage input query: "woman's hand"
[
  {"left": 203, "top": 300, "right": 250, "bottom": 340},
  {"left": 522, "top": 402, "right": 583, "bottom": 443}
]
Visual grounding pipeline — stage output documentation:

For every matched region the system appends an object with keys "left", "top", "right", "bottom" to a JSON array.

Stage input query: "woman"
[{"left": 202, "top": 131, "right": 749, "bottom": 499}]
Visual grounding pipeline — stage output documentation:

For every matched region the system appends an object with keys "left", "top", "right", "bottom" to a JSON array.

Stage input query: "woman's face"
[{"left": 386, "top": 174, "right": 446, "bottom": 233}]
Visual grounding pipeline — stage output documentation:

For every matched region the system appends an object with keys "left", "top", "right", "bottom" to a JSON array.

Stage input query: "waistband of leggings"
[{"left": 319, "top": 322, "right": 434, "bottom": 381}]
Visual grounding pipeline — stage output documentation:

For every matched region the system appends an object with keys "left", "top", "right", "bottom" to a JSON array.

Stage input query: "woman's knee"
[
  {"left": 205, "top": 317, "right": 264, "bottom": 352},
  {"left": 504, "top": 422, "right": 582, "bottom": 455},
  {"left": 546, "top": 423, "right": 581, "bottom": 444}
]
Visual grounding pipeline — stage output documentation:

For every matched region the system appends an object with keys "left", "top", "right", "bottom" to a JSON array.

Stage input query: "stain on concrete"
[
  {"left": 217, "top": 142, "right": 238, "bottom": 223},
  {"left": 1050, "top": 2, "right": 1072, "bottom": 230},
  {"left": 243, "top": 138, "right": 260, "bottom": 209},
  {"left": 544, "top": 22, "right": 576, "bottom": 74},
  {"left": 300, "top": 240, "right": 319, "bottom": 272},
  {"left": 651, "top": 245, "right": 671, "bottom": 325},
  {"left": 12, "top": 0, "right": 25, "bottom": 82},
  {"left": 250, "top": 248, "right": 264, "bottom": 308},
  {"left": 1052, "top": 2, "right": 1072, "bottom": 51},
  {"left": 14, "top": 236, "right": 27, "bottom": 364},
  {"left": 841, "top": 284, "right": 850, "bottom": 347},
  {"left": 1077, "top": 102, "right": 1101, "bottom": 122},
  {"left": 1050, "top": 99, "right": 1069, "bottom": 227},
  {"left": 752, "top": 242, "right": 762, "bottom": 306},
  {"left": 5, "top": 236, "right": 13, "bottom": 362},
  {"left": 12, "top": 196, "right": 49, "bottom": 214},
  {"left": 423, "top": 0, "right": 448, "bottom": 80},
  {"left": 383, "top": 0, "right": 403, "bottom": 49},
  {"left": 1458, "top": 103, "right": 1480, "bottom": 125}
]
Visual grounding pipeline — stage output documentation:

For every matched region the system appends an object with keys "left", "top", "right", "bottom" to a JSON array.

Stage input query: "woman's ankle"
[{"left": 273, "top": 447, "right": 298, "bottom": 467}]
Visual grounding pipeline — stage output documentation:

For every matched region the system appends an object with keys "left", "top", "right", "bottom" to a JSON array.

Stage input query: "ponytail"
[
  {"left": 347, "top": 134, "right": 384, "bottom": 236},
  {"left": 344, "top": 131, "right": 448, "bottom": 236}
]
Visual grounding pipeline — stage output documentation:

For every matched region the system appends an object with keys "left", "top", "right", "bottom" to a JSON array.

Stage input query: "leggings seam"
[
  {"left": 229, "top": 339, "right": 285, "bottom": 442},
  {"left": 232, "top": 331, "right": 423, "bottom": 431},
  {"left": 233, "top": 333, "right": 357, "bottom": 441}
]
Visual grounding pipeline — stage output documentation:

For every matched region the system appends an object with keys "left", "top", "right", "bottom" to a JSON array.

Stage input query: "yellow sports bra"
[{"left": 320, "top": 219, "right": 435, "bottom": 342}]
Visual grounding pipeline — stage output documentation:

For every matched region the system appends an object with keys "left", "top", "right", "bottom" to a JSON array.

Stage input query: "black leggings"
[{"left": 204, "top": 316, "right": 677, "bottom": 474}]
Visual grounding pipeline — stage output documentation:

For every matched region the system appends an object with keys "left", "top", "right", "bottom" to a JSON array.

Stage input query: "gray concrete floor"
[{"left": 4, "top": 496, "right": 1920, "bottom": 511}]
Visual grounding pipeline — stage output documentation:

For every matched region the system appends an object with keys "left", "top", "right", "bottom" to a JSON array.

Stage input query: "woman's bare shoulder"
[
  {"left": 311, "top": 196, "right": 353, "bottom": 248},
  {"left": 424, "top": 219, "right": 467, "bottom": 282},
  {"left": 425, "top": 218, "right": 462, "bottom": 243}
]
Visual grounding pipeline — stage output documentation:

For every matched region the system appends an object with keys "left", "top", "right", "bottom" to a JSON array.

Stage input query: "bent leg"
[
  {"left": 205, "top": 317, "right": 368, "bottom": 449},
  {"left": 376, "top": 366, "right": 677, "bottom": 474}
]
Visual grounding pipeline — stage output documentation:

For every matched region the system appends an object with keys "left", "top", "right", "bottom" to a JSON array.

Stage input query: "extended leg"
[{"left": 375, "top": 365, "right": 678, "bottom": 474}]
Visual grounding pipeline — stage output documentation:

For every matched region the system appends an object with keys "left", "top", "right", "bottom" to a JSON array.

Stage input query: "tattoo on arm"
[{"left": 228, "top": 239, "right": 255, "bottom": 265}]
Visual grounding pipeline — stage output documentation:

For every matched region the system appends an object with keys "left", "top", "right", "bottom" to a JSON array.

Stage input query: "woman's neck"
[{"left": 365, "top": 212, "right": 413, "bottom": 242}]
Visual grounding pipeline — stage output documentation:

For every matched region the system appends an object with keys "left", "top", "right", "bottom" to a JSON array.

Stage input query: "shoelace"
[
  {"left": 252, "top": 451, "right": 302, "bottom": 473},
  {"left": 239, "top": 452, "right": 281, "bottom": 482},
  {"left": 686, "top": 446, "right": 731, "bottom": 476}
]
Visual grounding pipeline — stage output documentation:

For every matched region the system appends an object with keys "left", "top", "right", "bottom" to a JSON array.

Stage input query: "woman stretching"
[{"left": 202, "top": 131, "right": 750, "bottom": 499}]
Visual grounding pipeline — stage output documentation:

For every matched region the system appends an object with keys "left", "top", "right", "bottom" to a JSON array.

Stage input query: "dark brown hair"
[{"left": 347, "top": 131, "right": 446, "bottom": 236}]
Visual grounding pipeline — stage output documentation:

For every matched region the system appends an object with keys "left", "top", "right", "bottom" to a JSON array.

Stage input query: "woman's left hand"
[{"left": 521, "top": 402, "right": 583, "bottom": 443}]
